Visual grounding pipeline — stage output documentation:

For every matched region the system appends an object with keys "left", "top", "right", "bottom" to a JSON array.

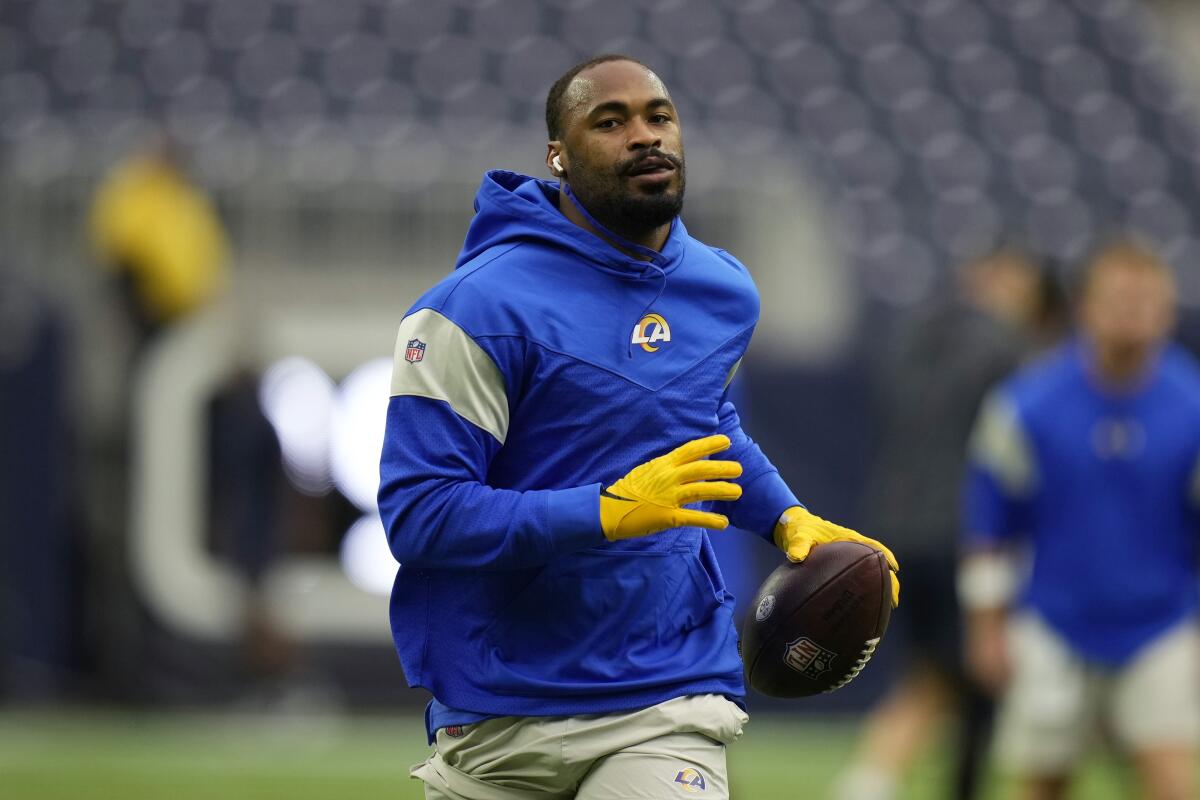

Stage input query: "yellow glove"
[
  {"left": 774, "top": 506, "right": 901, "bottom": 607},
  {"left": 600, "top": 435, "right": 743, "bottom": 541}
]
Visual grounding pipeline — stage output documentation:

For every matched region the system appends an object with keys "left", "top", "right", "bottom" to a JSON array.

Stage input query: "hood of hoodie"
[{"left": 455, "top": 170, "right": 688, "bottom": 279}]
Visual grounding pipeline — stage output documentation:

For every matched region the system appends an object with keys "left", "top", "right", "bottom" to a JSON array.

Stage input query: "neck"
[
  {"left": 1089, "top": 340, "right": 1154, "bottom": 385},
  {"left": 557, "top": 184, "right": 670, "bottom": 260}
]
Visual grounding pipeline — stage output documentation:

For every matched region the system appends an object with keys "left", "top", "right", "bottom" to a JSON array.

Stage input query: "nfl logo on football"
[
  {"left": 405, "top": 338, "right": 426, "bottom": 364},
  {"left": 783, "top": 636, "right": 837, "bottom": 680}
]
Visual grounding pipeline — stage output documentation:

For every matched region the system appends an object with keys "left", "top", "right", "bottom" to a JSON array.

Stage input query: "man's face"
[
  {"left": 1080, "top": 255, "right": 1175, "bottom": 354},
  {"left": 552, "top": 60, "right": 686, "bottom": 238}
]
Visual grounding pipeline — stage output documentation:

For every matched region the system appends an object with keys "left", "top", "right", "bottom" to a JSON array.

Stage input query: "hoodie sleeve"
[
  {"left": 378, "top": 307, "right": 604, "bottom": 571},
  {"left": 962, "top": 389, "right": 1038, "bottom": 549},
  {"left": 714, "top": 399, "right": 802, "bottom": 540}
]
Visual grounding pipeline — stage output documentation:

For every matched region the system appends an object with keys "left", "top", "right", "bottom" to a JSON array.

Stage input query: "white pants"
[
  {"left": 413, "top": 694, "right": 748, "bottom": 799},
  {"left": 996, "top": 614, "right": 1200, "bottom": 775}
]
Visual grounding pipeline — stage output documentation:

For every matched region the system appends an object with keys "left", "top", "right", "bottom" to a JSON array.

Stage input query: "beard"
[{"left": 567, "top": 149, "right": 686, "bottom": 241}]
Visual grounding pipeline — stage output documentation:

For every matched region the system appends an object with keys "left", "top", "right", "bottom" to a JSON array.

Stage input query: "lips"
[{"left": 628, "top": 156, "right": 675, "bottom": 176}]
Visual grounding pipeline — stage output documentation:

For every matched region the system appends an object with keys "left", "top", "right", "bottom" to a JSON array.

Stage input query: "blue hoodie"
[
  {"left": 378, "top": 171, "right": 800, "bottom": 736},
  {"left": 966, "top": 340, "right": 1200, "bottom": 665}
]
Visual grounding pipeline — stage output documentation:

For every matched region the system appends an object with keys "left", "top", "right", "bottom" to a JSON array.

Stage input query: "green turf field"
[{"left": 0, "top": 709, "right": 1131, "bottom": 799}]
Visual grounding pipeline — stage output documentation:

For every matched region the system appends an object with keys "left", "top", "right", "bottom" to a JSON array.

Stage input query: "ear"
[{"left": 546, "top": 143, "right": 566, "bottom": 177}]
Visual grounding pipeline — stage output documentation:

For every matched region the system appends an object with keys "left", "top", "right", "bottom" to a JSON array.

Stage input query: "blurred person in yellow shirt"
[{"left": 89, "top": 139, "right": 228, "bottom": 343}]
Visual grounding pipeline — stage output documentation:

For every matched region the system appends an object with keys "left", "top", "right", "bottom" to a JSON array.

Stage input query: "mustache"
[{"left": 619, "top": 149, "right": 683, "bottom": 176}]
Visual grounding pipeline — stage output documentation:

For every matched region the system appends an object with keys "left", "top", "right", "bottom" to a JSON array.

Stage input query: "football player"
[
  {"left": 378, "top": 55, "right": 898, "bottom": 799},
  {"left": 962, "top": 240, "right": 1200, "bottom": 800}
]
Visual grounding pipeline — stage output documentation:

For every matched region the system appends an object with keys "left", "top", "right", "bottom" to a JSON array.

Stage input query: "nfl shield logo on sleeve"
[{"left": 404, "top": 339, "right": 426, "bottom": 364}]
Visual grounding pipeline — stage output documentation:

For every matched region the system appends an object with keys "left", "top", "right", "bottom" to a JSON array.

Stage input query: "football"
[{"left": 741, "top": 541, "right": 892, "bottom": 697}]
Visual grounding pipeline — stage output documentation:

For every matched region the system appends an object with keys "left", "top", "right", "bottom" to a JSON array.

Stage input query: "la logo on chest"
[{"left": 631, "top": 313, "right": 671, "bottom": 352}]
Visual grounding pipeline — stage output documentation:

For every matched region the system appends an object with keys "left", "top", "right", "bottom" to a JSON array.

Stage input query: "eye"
[
  {"left": 650, "top": 113, "right": 672, "bottom": 124},
  {"left": 595, "top": 118, "right": 620, "bottom": 129}
]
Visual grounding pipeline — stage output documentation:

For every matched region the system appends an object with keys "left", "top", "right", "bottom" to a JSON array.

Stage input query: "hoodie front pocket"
[{"left": 483, "top": 552, "right": 686, "bottom": 689}]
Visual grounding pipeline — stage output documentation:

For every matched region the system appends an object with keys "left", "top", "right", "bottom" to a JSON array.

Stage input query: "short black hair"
[{"left": 545, "top": 54, "right": 652, "bottom": 141}]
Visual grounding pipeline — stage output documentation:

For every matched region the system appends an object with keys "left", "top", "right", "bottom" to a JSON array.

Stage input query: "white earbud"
[{"left": 552, "top": 155, "right": 564, "bottom": 174}]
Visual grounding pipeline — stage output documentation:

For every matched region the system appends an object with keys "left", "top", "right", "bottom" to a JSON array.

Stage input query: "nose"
[{"left": 626, "top": 115, "right": 661, "bottom": 151}]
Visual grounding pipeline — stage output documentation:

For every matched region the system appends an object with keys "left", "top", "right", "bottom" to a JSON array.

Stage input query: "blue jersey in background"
[{"left": 965, "top": 339, "right": 1200, "bottom": 665}]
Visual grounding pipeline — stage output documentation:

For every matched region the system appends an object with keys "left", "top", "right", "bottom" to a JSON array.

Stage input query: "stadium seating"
[{"left": 2, "top": 0, "right": 1199, "bottom": 307}]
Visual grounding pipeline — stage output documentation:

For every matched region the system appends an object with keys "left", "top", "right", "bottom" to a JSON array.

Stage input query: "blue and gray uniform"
[
  {"left": 965, "top": 339, "right": 1200, "bottom": 665},
  {"left": 378, "top": 171, "right": 800, "bottom": 741}
]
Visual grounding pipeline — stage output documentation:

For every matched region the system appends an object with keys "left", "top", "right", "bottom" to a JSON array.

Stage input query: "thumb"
[{"left": 785, "top": 537, "right": 814, "bottom": 563}]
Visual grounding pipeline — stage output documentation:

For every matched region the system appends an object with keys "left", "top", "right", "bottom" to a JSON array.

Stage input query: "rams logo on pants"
[
  {"left": 632, "top": 313, "right": 671, "bottom": 352},
  {"left": 673, "top": 768, "right": 706, "bottom": 792}
]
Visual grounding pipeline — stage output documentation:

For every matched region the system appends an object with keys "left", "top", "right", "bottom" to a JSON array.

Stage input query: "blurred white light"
[
  {"left": 259, "top": 357, "right": 336, "bottom": 495},
  {"left": 340, "top": 514, "right": 396, "bottom": 596},
  {"left": 330, "top": 357, "right": 393, "bottom": 512}
]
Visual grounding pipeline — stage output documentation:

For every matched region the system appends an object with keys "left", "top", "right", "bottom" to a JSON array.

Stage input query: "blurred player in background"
[
  {"left": 88, "top": 137, "right": 294, "bottom": 695},
  {"left": 89, "top": 135, "right": 228, "bottom": 348},
  {"left": 834, "top": 246, "right": 1047, "bottom": 800},
  {"left": 961, "top": 240, "right": 1200, "bottom": 800},
  {"left": 378, "top": 55, "right": 898, "bottom": 800}
]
